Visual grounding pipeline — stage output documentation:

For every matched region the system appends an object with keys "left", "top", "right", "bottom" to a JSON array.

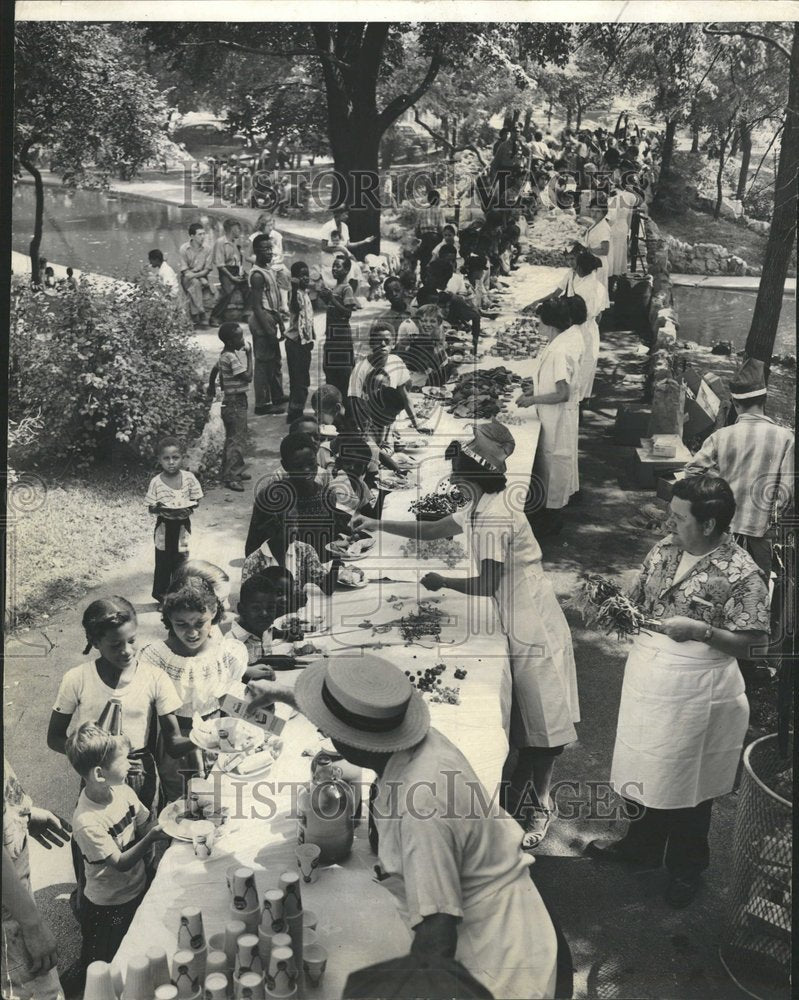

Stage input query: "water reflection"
[
  {"left": 11, "top": 185, "right": 312, "bottom": 282},
  {"left": 671, "top": 285, "right": 795, "bottom": 356}
]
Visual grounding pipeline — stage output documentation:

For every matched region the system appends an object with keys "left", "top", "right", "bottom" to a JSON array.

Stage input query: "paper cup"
[
  {"left": 147, "top": 946, "right": 171, "bottom": 990},
  {"left": 207, "top": 932, "right": 225, "bottom": 954},
  {"left": 267, "top": 946, "right": 296, "bottom": 997},
  {"left": 177, "top": 906, "right": 206, "bottom": 951},
  {"left": 270, "top": 933, "right": 291, "bottom": 952},
  {"left": 206, "top": 949, "right": 229, "bottom": 978},
  {"left": 84, "top": 961, "right": 117, "bottom": 1000},
  {"left": 154, "top": 986, "right": 179, "bottom": 1000},
  {"left": 279, "top": 872, "right": 302, "bottom": 917},
  {"left": 224, "top": 920, "right": 247, "bottom": 967},
  {"left": 231, "top": 867, "right": 257, "bottom": 908},
  {"left": 121, "top": 954, "right": 151, "bottom": 999},
  {"left": 171, "top": 949, "right": 201, "bottom": 998},
  {"left": 302, "top": 944, "right": 328, "bottom": 987},
  {"left": 261, "top": 889, "right": 284, "bottom": 932},
  {"left": 295, "top": 844, "right": 321, "bottom": 885},
  {"left": 191, "top": 820, "right": 215, "bottom": 859},
  {"left": 302, "top": 910, "right": 318, "bottom": 932},
  {"left": 236, "top": 970, "right": 266, "bottom": 998},
  {"left": 235, "top": 933, "right": 263, "bottom": 976},
  {"left": 303, "top": 929, "right": 318, "bottom": 950},
  {"left": 204, "top": 972, "right": 229, "bottom": 999}
]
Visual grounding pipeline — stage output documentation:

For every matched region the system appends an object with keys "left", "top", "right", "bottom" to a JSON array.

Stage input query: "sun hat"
[
  {"left": 293, "top": 657, "right": 430, "bottom": 753},
  {"left": 461, "top": 419, "right": 516, "bottom": 473},
  {"left": 729, "top": 357, "right": 767, "bottom": 400}
]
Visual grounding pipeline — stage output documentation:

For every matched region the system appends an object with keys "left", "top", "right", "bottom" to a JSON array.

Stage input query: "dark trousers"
[
  {"left": 250, "top": 316, "right": 284, "bottom": 407},
  {"left": 152, "top": 518, "right": 190, "bottom": 601},
  {"left": 323, "top": 324, "right": 354, "bottom": 400},
  {"left": 221, "top": 391, "right": 248, "bottom": 482},
  {"left": 285, "top": 338, "right": 313, "bottom": 419},
  {"left": 211, "top": 270, "right": 243, "bottom": 321},
  {"left": 416, "top": 231, "right": 441, "bottom": 278},
  {"left": 618, "top": 797, "right": 714, "bottom": 877},
  {"left": 79, "top": 893, "right": 145, "bottom": 967}
]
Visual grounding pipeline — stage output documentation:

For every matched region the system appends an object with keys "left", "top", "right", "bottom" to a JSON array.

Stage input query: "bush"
[{"left": 9, "top": 277, "right": 210, "bottom": 467}]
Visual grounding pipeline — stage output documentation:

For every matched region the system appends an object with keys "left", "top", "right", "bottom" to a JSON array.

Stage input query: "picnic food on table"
[
  {"left": 409, "top": 483, "right": 468, "bottom": 518},
  {"left": 448, "top": 367, "right": 522, "bottom": 420}
]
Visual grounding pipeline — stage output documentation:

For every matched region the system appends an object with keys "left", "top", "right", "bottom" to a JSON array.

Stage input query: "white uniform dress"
[
  {"left": 558, "top": 270, "right": 609, "bottom": 400},
  {"left": 453, "top": 493, "right": 579, "bottom": 747},
  {"left": 530, "top": 326, "right": 584, "bottom": 508},
  {"left": 374, "top": 728, "right": 559, "bottom": 999},
  {"left": 606, "top": 191, "right": 638, "bottom": 276},
  {"left": 584, "top": 217, "right": 612, "bottom": 294}
]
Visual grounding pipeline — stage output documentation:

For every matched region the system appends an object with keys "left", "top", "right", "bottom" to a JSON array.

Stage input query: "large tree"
[
  {"left": 705, "top": 21, "right": 798, "bottom": 365},
  {"left": 14, "top": 23, "right": 168, "bottom": 284},
  {"left": 147, "top": 22, "right": 571, "bottom": 250}
]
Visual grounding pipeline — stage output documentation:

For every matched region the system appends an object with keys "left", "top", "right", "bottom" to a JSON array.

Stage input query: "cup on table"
[
  {"left": 236, "top": 970, "right": 266, "bottom": 998},
  {"left": 302, "top": 910, "right": 318, "bottom": 932},
  {"left": 120, "top": 954, "right": 151, "bottom": 1000},
  {"left": 206, "top": 949, "right": 229, "bottom": 978},
  {"left": 296, "top": 843, "right": 321, "bottom": 884},
  {"left": 191, "top": 819, "right": 215, "bottom": 858},
  {"left": 223, "top": 920, "right": 247, "bottom": 967},
  {"left": 204, "top": 972, "right": 229, "bottom": 999},
  {"left": 83, "top": 961, "right": 117, "bottom": 1000},
  {"left": 154, "top": 986, "right": 179, "bottom": 1000},
  {"left": 303, "top": 944, "right": 328, "bottom": 987},
  {"left": 147, "top": 946, "right": 171, "bottom": 990}
]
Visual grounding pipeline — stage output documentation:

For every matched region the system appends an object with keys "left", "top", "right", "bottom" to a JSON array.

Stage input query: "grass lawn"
[{"left": 7, "top": 465, "right": 152, "bottom": 630}]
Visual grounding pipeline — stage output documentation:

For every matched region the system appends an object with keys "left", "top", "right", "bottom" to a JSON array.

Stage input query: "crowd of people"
[{"left": 4, "top": 111, "right": 794, "bottom": 1000}]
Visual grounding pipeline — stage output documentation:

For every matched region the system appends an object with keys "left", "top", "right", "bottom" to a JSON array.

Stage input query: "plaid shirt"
[
  {"left": 685, "top": 414, "right": 794, "bottom": 537},
  {"left": 416, "top": 205, "right": 445, "bottom": 234}
]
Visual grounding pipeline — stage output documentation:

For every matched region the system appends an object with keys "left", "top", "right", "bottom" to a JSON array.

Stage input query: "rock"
[
  {"left": 705, "top": 259, "right": 720, "bottom": 274},
  {"left": 711, "top": 341, "right": 733, "bottom": 356}
]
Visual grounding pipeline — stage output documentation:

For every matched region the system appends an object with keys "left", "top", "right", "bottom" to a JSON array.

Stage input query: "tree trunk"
[
  {"left": 547, "top": 98, "right": 553, "bottom": 127},
  {"left": 523, "top": 107, "right": 533, "bottom": 133},
  {"left": 328, "top": 119, "right": 383, "bottom": 256},
  {"left": 736, "top": 122, "right": 752, "bottom": 201},
  {"left": 565, "top": 105, "right": 572, "bottom": 131},
  {"left": 691, "top": 124, "right": 700, "bottom": 153},
  {"left": 744, "top": 23, "right": 799, "bottom": 365},
  {"left": 19, "top": 145, "right": 44, "bottom": 285},
  {"left": 660, "top": 119, "right": 678, "bottom": 180},
  {"left": 713, "top": 134, "right": 728, "bottom": 219},
  {"left": 576, "top": 99, "right": 583, "bottom": 132}
]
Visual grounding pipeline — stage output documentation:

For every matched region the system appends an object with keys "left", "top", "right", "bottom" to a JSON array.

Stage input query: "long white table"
[{"left": 113, "top": 272, "right": 545, "bottom": 998}]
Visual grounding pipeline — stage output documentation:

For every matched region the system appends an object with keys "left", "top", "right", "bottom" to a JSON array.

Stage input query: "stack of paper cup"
[
  {"left": 279, "top": 872, "right": 303, "bottom": 971},
  {"left": 236, "top": 970, "right": 266, "bottom": 998},
  {"left": 171, "top": 949, "right": 202, "bottom": 999},
  {"left": 265, "top": 946, "right": 297, "bottom": 999},
  {"left": 223, "top": 919, "right": 247, "bottom": 969},
  {"left": 302, "top": 944, "right": 328, "bottom": 989},
  {"left": 176, "top": 907, "right": 207, "bottom": 981},
  {"left": 230, "top": 867, "right": 260, "bottom": 932},
  {"left": 147, "top": 947, "right": 171, "bottom": 992},
  {"left": 154, "top": 986, "right": 179, "bottom": 1000},
  {"left": 83, "top": 962, "right": 117, "bottom": 1000},
  {"left": 120, "top": 955, "right": 151, "bottom": 999},
  {"left": 203, "top": 972, "right": 229, "bottom": 999},
  {"left": 258, "top": 890, "right": 285, "bottom": 967}
]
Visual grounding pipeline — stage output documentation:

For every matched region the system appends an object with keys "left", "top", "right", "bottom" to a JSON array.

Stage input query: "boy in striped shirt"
[{"left": 208, "top": 322, "right": 253, "bottom": 491}]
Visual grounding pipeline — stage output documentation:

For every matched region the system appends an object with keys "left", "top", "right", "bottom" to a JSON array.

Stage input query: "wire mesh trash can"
[{"left": 720, "top": 734, "right": 792, "bottom": 996}]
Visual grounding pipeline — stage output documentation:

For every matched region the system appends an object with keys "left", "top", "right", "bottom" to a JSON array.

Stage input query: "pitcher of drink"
[{"left": 297, "top": 755, "right": 354, "bottom": 863}]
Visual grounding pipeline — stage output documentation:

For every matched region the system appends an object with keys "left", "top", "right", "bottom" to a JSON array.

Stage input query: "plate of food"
[
  {"left": 337, "top": 564, "right": 368, "bottom": 588},
  {"left": 217, "top": 737, "right": 283, "bottom": 778},
  {"left": 272, "top": 612, "right": 329, "bottom": 639},
  {"left": 326, "top": 535, "right": 376, "bottom": 561},
  {"left": 158, "top": 800, "right": 230, "bottom": 841},
  {"left": 377, "top": 475, "right": 413, "bottom": 492},
  {"left": 421, "top": 385, "right": 453, "bottom": 400},
  {"left": 189, "top": 716, "right": 264, "bottom": 753}
]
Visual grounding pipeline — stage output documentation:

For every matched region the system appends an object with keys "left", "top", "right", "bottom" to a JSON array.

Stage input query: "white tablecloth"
[{"left": 114, "top": 292, "right": 543, "bottom": 998}]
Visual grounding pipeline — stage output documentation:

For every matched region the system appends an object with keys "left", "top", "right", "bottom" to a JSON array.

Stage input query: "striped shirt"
[
  {"left": 218, "top": 348, "right": 249, "bottom": 395},
  {"left": 685, "top": 414, "right": 794, "bottom": 537},
  {"left": 416, "top": 205, "right": 445, "bottom": 234}
]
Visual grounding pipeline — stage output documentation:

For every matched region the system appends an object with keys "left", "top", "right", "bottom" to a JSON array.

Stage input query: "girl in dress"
[
  {"left": 146, "top": 437, "right": 203, "bottom": 603},
  {"left": 139, "top": 579, "right": 250, "bottom": 800}
]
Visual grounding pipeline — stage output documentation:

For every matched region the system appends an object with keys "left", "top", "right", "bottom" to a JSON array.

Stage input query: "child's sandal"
[{"left": 521, "top": 804, "right": 557, "bottom": 851}]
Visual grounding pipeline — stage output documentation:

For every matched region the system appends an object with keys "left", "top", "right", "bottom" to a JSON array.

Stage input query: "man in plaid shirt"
[{"left": 685, "top": 359, "right": 794, "bottom": 579}]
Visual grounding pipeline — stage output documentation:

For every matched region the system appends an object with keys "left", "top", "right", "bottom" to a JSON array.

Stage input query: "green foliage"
[{"left": 9, "top": 278, "right": 210, "bottom": 468}]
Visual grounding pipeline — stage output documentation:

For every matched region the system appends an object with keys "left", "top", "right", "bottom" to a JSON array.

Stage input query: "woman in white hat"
[
  {"left": 352, "top": 421, "right": 580, "bottom": 850},
  {"left": 245, "top": 655, "right": 561, "bottom": 999}
]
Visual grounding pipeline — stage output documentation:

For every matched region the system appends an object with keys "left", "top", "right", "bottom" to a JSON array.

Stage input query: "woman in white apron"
[
  {"left": 583, "top": 207, "right": 611, "bottom": 295},
  {"left": 550, "top": 249, "right": 609, "bottom": 403},
  {"left": 517, "top": 298, "right": 584, "bottom": 534},
  {"left": 588, "top": 475, "right": 770, "bottom": 908},
  {"left": 606, "top": 187, "right": 638, "bottom": 277},
  {"left": 353, "top": 421, "right": 580, "bottom": 851}
]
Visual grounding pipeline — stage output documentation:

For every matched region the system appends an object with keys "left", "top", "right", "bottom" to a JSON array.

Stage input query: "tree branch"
[
  {"left": 378, "top": 46, "right": 444, "bottom": 130},
  {"left": 703, "top": 24, "right": 792, "bottom": 63},
  {"left": 412, "top": 109, "right": 487, "bottom": 168},
  {"left": 178, "top": 38, "right": 352, "bottom": 70}
]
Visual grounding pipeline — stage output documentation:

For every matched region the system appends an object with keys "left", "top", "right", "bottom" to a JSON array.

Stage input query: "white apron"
[
  {"left": 610, "top": 629, "right": 749, "bottom": 809},
  {"left": 531, "top": 328, "right": 583, "bottom": 509},
  {"left": 585, "top": 218, "right": 611, "bottom": 293},
  {"left": 606, "top": 191, "right": 637, "bottom": 276},
  {"left": 458, "top": 493, "right": 580, "bottom": 748},
  {"left": 571, "top": 272, "right": 608, "bottom": 400}
]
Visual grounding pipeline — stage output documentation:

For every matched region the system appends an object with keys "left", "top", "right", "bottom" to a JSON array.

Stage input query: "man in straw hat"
[
  {"left": 684, "top": 358, "right": 794, "bottom": 580},
  {"left": 245, "top": 655, "right": 563, "bottom": 999}
]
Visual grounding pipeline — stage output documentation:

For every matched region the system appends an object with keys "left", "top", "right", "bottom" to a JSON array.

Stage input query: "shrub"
[{"left": 9, "top": 276, "right": 210, "bottom": 467}]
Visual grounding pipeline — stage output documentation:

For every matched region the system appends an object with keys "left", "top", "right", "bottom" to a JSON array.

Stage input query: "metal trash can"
[{"left": 720, "top": 734, "right": 792, "bottom": 995}]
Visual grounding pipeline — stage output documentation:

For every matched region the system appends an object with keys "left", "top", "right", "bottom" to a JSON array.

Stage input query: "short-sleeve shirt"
[
  {"left": 145, "top": 471, "right": 204, "bottom": 552},
  {"left": 179, "top": 240, "right": 212, "bottom": 277},
  {"left": 533, "top": 326, "right": 583, "bottom": 397},
  {"left": 138, "top": 633, "right": 249, "bottom": 718},
  {"left": 227, "top": 620, "right": 272, "bottom": 666},
  {"left": 284, "top": 290, "right": 315, "bottom": 344},
  {"left": 348, "top": 355, "right": 411, "bottom": 399},
  {"left": 212, "top": 236, "right": 243, "bottom": 271},
  {"left": 52, "top": 660, "right": 182, "bottom": 751},
  {"left": 73, "top": 784, "right": 150, "bottom": 905},
  {"left": 218, "top": 348, "right": 249, "bottom": 395},
  {"left": 374, "top": 728, "right": 532, "bottom": 928},
  {"left": 628, "top": 534, "right": 771, "bottom": 632}
]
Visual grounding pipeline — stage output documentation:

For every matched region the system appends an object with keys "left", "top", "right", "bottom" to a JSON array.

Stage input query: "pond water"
[
  {"left": 11, "top": 184, "right": 315, "bottom": 282},
  {"left": 672, "top": 284, "right": 796, "bottom": 357}
]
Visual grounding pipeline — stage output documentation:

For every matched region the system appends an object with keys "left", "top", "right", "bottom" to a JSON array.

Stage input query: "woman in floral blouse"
[{"left": 586, "top": 475, "right": 770, "bottom": 909}]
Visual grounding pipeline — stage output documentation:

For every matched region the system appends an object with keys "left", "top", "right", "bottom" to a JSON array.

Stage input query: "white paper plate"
[
  {"left": 326, "top": 535, "right": 376, "bottom": 561},
  {"left": 189, "top": 717, "right": 264, "bottom": 752},
  {"left": 158, "top": 800, "right": 211, "bottom": 842},
  {"left": 272, "top": 613, "right": 329, "bottom": 637},
  {"left": 377, "top": 477, "right": 413, "bottom": 492},
  {"left": 217, "top": 750, "right": 274, "bottom": 779},
  {"left": 337, "top": 567, "right": 369, "bottom": 588}
]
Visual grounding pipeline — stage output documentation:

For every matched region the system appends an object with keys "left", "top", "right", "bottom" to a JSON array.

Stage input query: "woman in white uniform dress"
[
  {"left": 556, "top": 250, "right": 608, "bottom": 401},
  {"left": 353, "top": 421, "right": 580, "bottom": 851}
]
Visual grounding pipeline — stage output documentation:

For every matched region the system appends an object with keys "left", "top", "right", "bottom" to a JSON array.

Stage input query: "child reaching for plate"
[{"left": 138, "top": 578, "right": 251, "bottom": 800}]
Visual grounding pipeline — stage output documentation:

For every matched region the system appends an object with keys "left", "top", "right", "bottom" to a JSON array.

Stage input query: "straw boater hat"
[
  {"left": 294, "top": 656, "right": 430, "bottom": 753},
  {"left": 461, "top": 420, "right": 516, "bottom": 474},
  {"left": 729, "top": 358, "right": 767, "bottom": 400}
]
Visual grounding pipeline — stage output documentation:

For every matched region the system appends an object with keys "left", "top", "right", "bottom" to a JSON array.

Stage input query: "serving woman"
[
  {"left": 352, "top": 421, "right": 580, "bottom": 850},
  {"left": 245, "top": 655, "right": 565, "bottom": 999},
  {"left": 587, "top": 475, "right": 770, "bottom": 909}
]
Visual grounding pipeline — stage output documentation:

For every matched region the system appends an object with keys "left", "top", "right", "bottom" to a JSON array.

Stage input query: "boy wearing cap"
[
  {"left": 685, "top": 358, "right": 794, "bottom": 579},
  {"left": 245, "top": 656, "right": 560, "bottom": 1000}
]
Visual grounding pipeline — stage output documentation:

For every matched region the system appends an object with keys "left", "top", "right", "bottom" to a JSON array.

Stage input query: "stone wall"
[
  {"left": 643, "top": 218, "right": 685, "bottom": 435},
  {"left": 665, "top": 234, "right": 761, "bottom": 277}
]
